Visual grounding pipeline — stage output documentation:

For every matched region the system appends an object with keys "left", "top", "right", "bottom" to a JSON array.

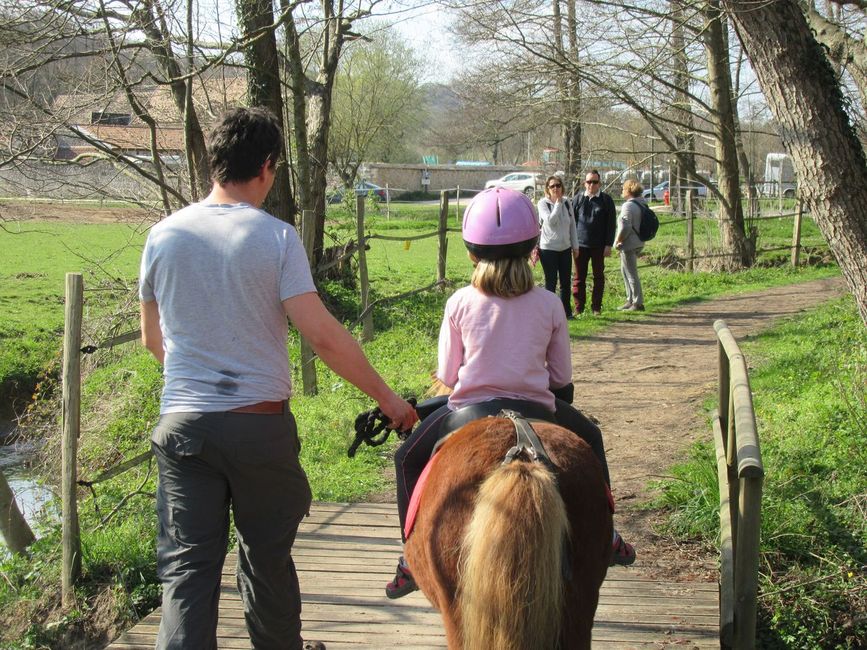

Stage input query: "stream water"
[{"left": 0, "top": 419, "right": 57, "bottom": 551}]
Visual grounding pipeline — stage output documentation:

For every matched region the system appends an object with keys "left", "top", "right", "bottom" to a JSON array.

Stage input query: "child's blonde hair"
[{"left": 471, "top": 256, "right": 535, "bottom": 298}]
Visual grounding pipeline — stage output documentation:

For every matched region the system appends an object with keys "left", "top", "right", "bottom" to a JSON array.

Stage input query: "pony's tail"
[{"left": 459, "top": 461, "right": 569, "bottom": 650}]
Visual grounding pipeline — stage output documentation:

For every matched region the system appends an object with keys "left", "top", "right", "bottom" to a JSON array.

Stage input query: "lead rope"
[{"left": 347, "top": 398, "right": 417, "bottom": 458}]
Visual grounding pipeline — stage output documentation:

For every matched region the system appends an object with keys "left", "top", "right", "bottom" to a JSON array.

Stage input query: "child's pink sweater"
[{"left": 437, "top": 285, "right": 572, "bottom": 413}]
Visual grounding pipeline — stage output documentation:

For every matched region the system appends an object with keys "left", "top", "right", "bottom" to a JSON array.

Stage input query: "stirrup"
[
  {"left": 610, "top": 532, "right": 636, "bottom": 566},
  {"left": 385, "top": 556, "right": 418, "bottom": 599}
]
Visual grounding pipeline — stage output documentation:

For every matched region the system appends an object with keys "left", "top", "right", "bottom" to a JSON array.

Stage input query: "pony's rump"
[
  {"left": 460, "top": 458, "right": 568, "bottom": 650},
  {"left": 405, "top": 417, "right": 612, "bottom": 650}
]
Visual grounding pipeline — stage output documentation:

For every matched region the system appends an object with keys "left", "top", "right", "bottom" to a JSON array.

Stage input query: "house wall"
[
  {"left": 0, "top": 160, "right": 185, "bottom": 202},
  {"left": 362, "top": 163, "right": 544, "bottom": 195}
]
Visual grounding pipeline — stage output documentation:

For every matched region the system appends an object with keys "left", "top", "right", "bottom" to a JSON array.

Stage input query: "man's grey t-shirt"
[{"left": 139, "top": 202, "right": 316, "bottom": 414}]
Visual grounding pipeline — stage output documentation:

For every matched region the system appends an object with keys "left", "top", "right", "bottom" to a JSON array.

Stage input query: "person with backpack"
[{"left": 613, "top": 179, "right": 650, "bottom": 311}]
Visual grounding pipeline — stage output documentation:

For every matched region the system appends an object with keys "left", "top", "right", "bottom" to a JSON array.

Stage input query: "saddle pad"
[{"left": 404, "top": 452, "right": 440, "bottom": 539}]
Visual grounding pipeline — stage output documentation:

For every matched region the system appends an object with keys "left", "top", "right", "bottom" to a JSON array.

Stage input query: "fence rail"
[{"left": 712, "top": 319, "right": 765, "bottom": 649}]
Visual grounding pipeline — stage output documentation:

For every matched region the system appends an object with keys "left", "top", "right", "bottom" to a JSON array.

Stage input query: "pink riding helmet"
[{"left": 462, "top": 187, "right": 539, "bottom": 259}]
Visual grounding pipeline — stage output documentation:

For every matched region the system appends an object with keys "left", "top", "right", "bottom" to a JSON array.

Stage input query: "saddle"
[{"left": 404, "top": 399, "right": 556, "bottom": 539}]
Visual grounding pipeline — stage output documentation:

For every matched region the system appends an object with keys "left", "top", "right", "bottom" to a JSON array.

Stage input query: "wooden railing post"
[
  {"left": 713, "top": 319, "right": 765, "bottom": 650},
  {"left": 686, "top": 191, "right": 695, "bottom": 272},
  {"left": 385, "top": 183, "right": 391, "bottom": 220},
  {"left": 438, "top": 190, "right": 449, "bottom": 285},
  {"left": 300, "top": 210, "right": 318, "bottom": 396},
  {"left": 62, "top": 272, "right": 83, "bottom": 606},
  {"left": 791, "top": 198, "right": 803, "bottom": 268},
  {"left": 357, "top": 195, "right": 374, "bottom": 342},
  {"left": 455, "top": 186, "right": 461, "bottom": 223}
]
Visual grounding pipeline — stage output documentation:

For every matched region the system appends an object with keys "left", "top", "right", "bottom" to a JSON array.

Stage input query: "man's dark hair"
[
  {"left": 588, "top": 169, "right": 600, "bottom": 179},
  {"left": 207, "top": 107, "right": 282, "bottom": 185}
]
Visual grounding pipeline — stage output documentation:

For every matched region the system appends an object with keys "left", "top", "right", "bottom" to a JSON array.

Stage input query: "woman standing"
[
  {"left": 614, "top": 179, "right": 646, "bottom": 311},
  {"left": 537, "top": 175, "right": 579, "bottom": 318}
]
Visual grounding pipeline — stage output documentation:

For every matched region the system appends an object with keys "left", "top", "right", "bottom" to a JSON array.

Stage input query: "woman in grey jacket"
[
  {"left": 614, "top": 179, "right": 646, "bottom": 311},
  {"left": 537, "top": 175, "right": 580, "bottom": 318}
]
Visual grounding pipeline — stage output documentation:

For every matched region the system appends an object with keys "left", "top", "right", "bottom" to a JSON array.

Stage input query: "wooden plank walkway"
[{"left": 106, "top": 502, "right": 719, "bottom": 649}]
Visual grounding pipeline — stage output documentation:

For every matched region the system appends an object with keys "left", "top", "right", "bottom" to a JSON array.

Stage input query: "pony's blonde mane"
[{"left": 458, "top": 460, "right": 570, "bottom": 650}]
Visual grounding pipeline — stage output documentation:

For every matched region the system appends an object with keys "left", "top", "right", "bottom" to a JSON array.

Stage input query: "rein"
[{"left": 347, "top": 398, "right": 417, "bottom": 458}]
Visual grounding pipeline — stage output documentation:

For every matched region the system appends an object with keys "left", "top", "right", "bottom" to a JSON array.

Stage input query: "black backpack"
[{"left": 631, "top": 200, "right": 659, "bottom": 242}]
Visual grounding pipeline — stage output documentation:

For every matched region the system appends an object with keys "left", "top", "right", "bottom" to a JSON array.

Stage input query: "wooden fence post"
[
  {"left": 385, "top": 183, "right": 391, "bottom": 221},
  {"left": 62, "top": 272, "right": 83, "bottom": 606},
  {"left": 455, "top": 186, "right": 461, "bottom": 223},
  {"left": 300, "top": 210, "right": 318, "bottom": 396},
  {"left": 438, "top": 190, "right": 449, "bottom": 285},
  {"left": 686, "top": 191, "right": 695, "bottom": 272},
  {"left": 0, "top": 468, "right": 35, "bottom": 554},
  {"left": 357, "top": 195, "right": 374, "bottom": 342},
  {"left": 791, "top": 198, "right": 803, "bottom": 268}
]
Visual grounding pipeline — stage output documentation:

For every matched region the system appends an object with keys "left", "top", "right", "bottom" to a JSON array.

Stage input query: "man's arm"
[
  {"left": 283, "top": 292, "right": 418, "bottom": 431},
  {"left": 140, "top": 300, "right": 165, "bottom": 365}
]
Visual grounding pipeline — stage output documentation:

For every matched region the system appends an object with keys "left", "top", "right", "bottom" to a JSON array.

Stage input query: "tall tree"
[
  {"left": 328, "top": 28, "right": 425, "bottom": 185},
  {"left": 236, "top": 0, "right": 296, "bottom": 224},
  {"left": 283, "top": 0, "right": 376, "bottom": 263},
  {"left": 724, "top": 0, "right": 867, "bottom": 323},
  {"left": 702, "top": 0, "right": 752, "bottom": 268}
]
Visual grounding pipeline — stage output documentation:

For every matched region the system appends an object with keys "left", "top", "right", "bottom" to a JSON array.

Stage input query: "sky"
[
  {"left": 196, "top": 0, "right": 462, "bottom": 84},
  {"left": 383, "top": 2, "right": 461, "bottom": 84}
]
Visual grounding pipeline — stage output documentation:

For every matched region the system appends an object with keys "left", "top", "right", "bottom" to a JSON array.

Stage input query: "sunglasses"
[
  {"left": 548, "top": 183, "right": 562, "bottom": 189},
  {"left": 585, "top": 179, "right": 600, "bottom": 185}
]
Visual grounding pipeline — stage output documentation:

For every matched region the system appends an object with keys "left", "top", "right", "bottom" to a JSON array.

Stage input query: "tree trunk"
[
  {"left": 563, "top": 0, "right": 582, "bottom": 189},
  {"left": 0, "top": 468, "right": 35, "bottom": 554},
  {"left": 236, "top": 0, "right": 296, "bottom": 225},
  {"left": 725, "top": 0, "right": 867, "bottom": 323},
  {"left": 136, "top": 0, "right": 210, "bottom": 200},
  {"left": 704, "top": 0, "right": 752, "bottom": 268},
  {"left": 670, "top": 1, "right": 697, "bottom": 204},
  {"left": 306, "top": 14, "right": 345, "bottom": 265},
  {"left": 283, "top": 12, "right": 314, "bottom": 235}
]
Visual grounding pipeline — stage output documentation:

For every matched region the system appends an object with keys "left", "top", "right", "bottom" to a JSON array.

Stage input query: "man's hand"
[
  {"left": 378, "top": 393, "right": 418, "bottom": 432},
  {"left": 603, "top": 245, "right": 612, "bottom": 257}
]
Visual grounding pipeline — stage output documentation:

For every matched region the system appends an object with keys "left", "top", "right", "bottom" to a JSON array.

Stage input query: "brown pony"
[{"left": 404, "top": 416, "right": 612, "bottom": 650}]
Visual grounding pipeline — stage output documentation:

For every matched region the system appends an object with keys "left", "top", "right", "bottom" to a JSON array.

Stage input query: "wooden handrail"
[{"left": 713, "top": 319, "right": 765, "bottom": 650}]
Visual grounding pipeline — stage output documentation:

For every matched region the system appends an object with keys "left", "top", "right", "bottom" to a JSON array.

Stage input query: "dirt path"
[{"left": 573, "top": 276, "right": 846, "bottom": 582}]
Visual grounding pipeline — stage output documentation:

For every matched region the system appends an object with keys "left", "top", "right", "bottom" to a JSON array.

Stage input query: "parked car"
[
  {"left": 643, "top": 180, "right": 711, "bottom": 201},
  {"left": 328, "top": 180, "right": 387, "bottom": 203},
  {"left": 484, "top": 172, "right": 541, "bottom": 197},
  {"left": 642, "top": 181, "right": 670, "bottom": 201}
]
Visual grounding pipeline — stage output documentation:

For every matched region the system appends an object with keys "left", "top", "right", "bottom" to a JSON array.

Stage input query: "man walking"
[
  {"left": 571, "top": 170, "right": 616, "bottom": 315},
  {"left": 139, "top": 107, "right": 417, "bottom": 650}
]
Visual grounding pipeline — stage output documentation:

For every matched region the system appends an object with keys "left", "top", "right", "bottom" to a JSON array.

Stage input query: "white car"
[{"left": 484, "top": 172, "right": 541, "bottom": 197}]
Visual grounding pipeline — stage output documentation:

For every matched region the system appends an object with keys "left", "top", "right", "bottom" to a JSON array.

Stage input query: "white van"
[{"left": 762, "top": 153, "right": 797, "bottom": 198}]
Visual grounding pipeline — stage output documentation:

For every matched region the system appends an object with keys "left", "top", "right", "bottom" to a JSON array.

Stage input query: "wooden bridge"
[{"left": 106, "top": 500, "right": 719, "bottom": 649}]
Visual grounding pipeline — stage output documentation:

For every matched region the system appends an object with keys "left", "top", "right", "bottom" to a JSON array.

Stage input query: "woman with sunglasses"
[{"left": 537, "top": 175, "right": 579, "bottom": 318}]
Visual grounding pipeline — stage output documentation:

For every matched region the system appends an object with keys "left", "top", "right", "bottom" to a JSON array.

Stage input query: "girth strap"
[{"left": 499, "top": 409, "right": 556, "bottom": 472}]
